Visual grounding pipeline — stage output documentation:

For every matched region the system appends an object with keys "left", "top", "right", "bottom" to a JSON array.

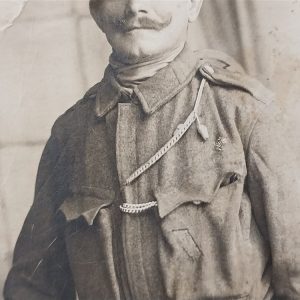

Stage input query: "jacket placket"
[{"left": 115, "top": 102, "right": 152, "bottom": 300}]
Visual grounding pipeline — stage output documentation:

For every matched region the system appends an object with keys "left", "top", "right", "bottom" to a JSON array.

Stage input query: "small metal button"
[
  {"left": 193, "top": 200, "right": 202, "bottom": 205},
  {"left": 202, "top": 64, "right": 215, "bottom": 75}
]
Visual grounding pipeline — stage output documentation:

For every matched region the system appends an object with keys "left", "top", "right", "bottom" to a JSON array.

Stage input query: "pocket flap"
[
  {"left": 59, "top": 187, "right": 114, "bottom": 225},
  {"left": 155, "top": 188, "right": 213, "bottom": 219},
  {"left": 155, "top": 170, "right": 243, "bottom": 219}
]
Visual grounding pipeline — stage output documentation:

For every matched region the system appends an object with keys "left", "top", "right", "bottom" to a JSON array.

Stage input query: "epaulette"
[{"left": 197, "top": 50, "right": 274, "bottom": 105}]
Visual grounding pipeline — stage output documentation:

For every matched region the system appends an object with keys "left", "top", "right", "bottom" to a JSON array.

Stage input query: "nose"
[{"left": 125, "top": 0, "right": 148, "bottom": 17}]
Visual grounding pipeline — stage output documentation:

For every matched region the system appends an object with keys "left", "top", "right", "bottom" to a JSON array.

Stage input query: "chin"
[
  {"left": 113, "top": 44, "right": 156, "bottom": 64},
  {"left": 110, "top": 34, "right": 168, "bottom": 64}
]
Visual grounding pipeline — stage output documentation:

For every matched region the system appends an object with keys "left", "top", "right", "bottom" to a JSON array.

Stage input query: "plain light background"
[{"left": 1, "top": 0, "right": 300, "bottom": 297}]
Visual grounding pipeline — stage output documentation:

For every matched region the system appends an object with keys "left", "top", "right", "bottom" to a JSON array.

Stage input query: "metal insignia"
[{"left": 215, "top": 137, "right": 227, "bottom": 151}]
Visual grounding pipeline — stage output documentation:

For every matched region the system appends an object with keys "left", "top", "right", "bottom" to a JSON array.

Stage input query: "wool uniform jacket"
[{"left": 4, "top": 46, "right": 300, "bottom": 300}]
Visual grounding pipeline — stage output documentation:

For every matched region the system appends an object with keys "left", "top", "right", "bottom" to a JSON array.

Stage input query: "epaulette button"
[{"left": 202, "top": 64, "right": 215, "bottom": 75}]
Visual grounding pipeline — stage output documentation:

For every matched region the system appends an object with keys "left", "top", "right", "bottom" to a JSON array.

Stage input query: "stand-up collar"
[{"left": 95, "top": 45, "right": 202, "bottom": 118}]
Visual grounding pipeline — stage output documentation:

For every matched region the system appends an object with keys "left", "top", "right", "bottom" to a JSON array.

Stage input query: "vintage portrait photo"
[{"left": 1, "top": 0, "right": 300, "bottom": 299}]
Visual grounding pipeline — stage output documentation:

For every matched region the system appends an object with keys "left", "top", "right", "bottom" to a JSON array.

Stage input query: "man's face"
[{"left": 90, "top": 0, "right": 203, "bottom": 63}]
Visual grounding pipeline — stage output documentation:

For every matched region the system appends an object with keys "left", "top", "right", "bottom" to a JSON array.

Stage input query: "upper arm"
[
  {"left": 4, "top": 117, "right": 76, "bottom": 300},
  {"left": 246, "top": 102, "right": 300, "bottom": 298}
]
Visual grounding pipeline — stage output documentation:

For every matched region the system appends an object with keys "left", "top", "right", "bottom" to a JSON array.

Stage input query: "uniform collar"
[{"left": 95, "top": 44, "right": 202, "bottom": 118}]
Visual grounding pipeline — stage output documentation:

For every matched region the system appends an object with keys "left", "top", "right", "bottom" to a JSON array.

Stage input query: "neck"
[{"left": 109, "top": 42, "right": 186, "bottom": 90}]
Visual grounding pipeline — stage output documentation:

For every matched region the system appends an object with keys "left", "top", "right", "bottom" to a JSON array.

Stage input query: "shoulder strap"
[{"left": 196, "top": 50, "right": 274, "bottom": 105}]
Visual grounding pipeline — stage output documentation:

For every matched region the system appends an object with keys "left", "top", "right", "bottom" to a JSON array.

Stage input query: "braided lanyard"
[{"left": 120, "top": 78, "right": 208, "bottom": 214}]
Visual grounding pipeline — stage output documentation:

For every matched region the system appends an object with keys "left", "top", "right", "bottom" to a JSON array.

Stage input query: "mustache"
[{"left": 110, "top": 15, "right": 172, "bottom": 32}]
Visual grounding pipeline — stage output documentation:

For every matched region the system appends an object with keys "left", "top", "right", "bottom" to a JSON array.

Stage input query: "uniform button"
[
  {"left": 202, "top": 64, "right": 215, "bottom": 75},
  {"left": 193, "top": 200, "right": 202, "bottom": 205}
]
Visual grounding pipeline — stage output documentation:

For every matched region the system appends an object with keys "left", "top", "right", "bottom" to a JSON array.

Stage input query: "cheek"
[
  {"left": 155, "top": 1, "right": 189, "bottom": 27},
  {"left": 91, "top": 2, "right": 125, "bottom": 31},
  {"left": 157, "top": 1, "right": 188, "bottom": 13}
]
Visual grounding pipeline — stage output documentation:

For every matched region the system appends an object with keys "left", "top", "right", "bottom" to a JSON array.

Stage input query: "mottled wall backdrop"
[{"left": 1, "top": 0, "right": 300, "bottom": 297}]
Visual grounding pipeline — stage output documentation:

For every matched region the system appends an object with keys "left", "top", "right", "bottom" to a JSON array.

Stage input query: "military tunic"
[{"left": 4, "top": 46, "right": 300, "bottom": 299}]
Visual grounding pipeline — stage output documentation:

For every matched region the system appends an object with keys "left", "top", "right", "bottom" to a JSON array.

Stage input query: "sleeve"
[
  {"left": 246, "top": 102, "right": 300, "bottom": 298},
  {"left": 3, "top": 118, "right": 76, "bottom": 300}
]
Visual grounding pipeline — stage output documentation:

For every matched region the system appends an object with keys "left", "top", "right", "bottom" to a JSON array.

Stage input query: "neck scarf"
[{"left": 109, "top": 42, "right": 185, "bottom": 95}]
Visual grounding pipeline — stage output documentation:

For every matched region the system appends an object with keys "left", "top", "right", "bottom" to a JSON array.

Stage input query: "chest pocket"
[
  {"left": 156, "top": 171, "right": 243, "bottom": 229},
  {"left": 154, "top": 172, "right": 253, "bottom": 299},
  {"left": 58, "top": 187, "right": 115, "bottom": 265},
  {"left": 58, "top": 187, "right": 123, "bottom": 300},
  {"left": 59, "top": 187, "right": 114, "bottom": 225}
]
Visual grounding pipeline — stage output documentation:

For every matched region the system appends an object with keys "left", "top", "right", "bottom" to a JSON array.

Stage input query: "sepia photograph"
[{"left": 1, "top": 0, "right": 300, "bottom": 299}]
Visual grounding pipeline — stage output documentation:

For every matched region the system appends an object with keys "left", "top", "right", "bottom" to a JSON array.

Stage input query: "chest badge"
[{"left": 215, "top": 137, "right": 227, "bottom": 151}]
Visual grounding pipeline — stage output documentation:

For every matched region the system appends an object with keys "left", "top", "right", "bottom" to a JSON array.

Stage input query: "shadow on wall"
[{"left": 1, "top": 0, "right": 300, "bottom": 297}]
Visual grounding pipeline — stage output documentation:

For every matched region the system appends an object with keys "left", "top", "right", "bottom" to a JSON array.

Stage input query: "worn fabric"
[{"left": 4, "top": 46, "right": 300, "bottom": 300}]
